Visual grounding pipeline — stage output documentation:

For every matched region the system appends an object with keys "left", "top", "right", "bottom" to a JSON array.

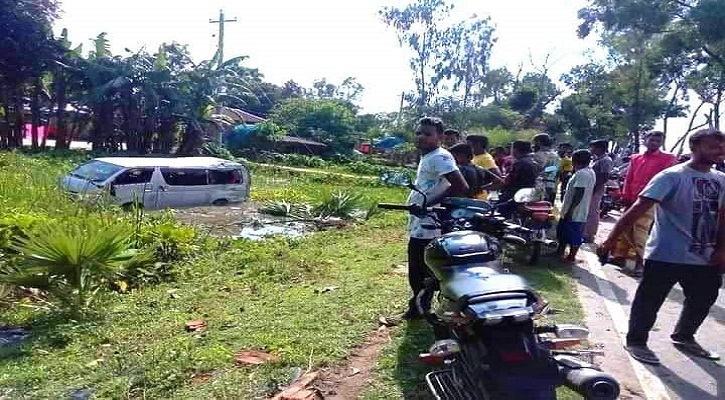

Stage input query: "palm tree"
[{"left": 0, "top": 220, "right": 138, "bottom": 317}]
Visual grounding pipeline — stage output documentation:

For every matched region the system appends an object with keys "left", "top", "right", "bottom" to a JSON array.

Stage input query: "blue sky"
[{"left": 54, "top": 0, "right": 696, "bottom": 150}]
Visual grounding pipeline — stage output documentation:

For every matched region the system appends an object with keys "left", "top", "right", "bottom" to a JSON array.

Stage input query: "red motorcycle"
[{"left": 600, "top": 173, "right": 624, "bottom": 218}]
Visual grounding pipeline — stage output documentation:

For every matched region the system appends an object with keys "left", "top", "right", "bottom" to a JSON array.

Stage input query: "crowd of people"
[{"left": 403, "top": 116, "right": 724, "bottom": 364}]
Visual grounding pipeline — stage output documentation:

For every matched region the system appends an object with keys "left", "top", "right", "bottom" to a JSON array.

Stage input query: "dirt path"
[{"left": 314, "top": 327, "right": 392, "bottom": 399}]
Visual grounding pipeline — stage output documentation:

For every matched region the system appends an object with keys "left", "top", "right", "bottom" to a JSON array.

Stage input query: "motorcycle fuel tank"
[{"left": 424, "top": 231, "right": 501, "bottom": 281}]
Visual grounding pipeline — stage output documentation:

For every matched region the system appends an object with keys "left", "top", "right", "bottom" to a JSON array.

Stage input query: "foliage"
[
  {"left": 268, "top": 98, "right": 359, "bottom": 154},
  {"left": 576, "top": 0, "right": 725, "bottom": 144},
  {"left": 312, "top": 190, "right": 364, "bottom": 220},
  {"left": 0, "top": 219, "right": 138, "bottom": 317},
  {"left": 258, "top": 201, "right": 313, "bottom": 219},
  {"left": 200, "top": 143, "right": 235, "bottom": 160}
]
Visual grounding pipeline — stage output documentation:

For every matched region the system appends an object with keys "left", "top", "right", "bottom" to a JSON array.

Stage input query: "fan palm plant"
[{"left": 0, "top": 220, "right": 138, "bottom": 317}]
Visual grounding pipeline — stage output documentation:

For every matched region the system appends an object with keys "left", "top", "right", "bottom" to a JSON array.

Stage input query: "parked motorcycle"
[
  {"left": 599, "top": 172, "right": 624, "bottom": 218},
  {"left": 378, "top": 188, "right": 620, "bottom": 400},
  {"left": 508, "top": 188, "right": 557, "bottom": 265}
]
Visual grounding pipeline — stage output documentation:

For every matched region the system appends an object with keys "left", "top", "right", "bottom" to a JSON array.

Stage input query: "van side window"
[
  {"left": 114, "top": 168, "right": 154, "bottom": 185},
  {"left": 161, "top": 169, "right": 208, "bottom": 186},
  {"left": 209, "top": 169, "right": 243, "bottom": 185}
]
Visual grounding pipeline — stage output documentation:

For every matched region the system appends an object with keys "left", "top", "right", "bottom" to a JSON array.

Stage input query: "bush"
[
  {"left": 0, "top": 219, "right": 140, "bottom": 317},
  {"left": 138, "top": 222, "right": 198, "bottom": 263}
]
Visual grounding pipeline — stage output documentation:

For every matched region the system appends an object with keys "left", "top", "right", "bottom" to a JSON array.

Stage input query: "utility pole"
[{"left": 209, "top": 9, "right": 237, "bottom": 69}]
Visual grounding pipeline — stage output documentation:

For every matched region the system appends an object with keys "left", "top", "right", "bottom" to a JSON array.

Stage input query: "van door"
[
  {"left": 208, "top": 168, "right": 249, "bottom": 203},
  {"left": 158, "top": 168, "right": 210, "bottom": 208},
  {"left": 110, "top": 168, "right": 156, "bottom": 207}
]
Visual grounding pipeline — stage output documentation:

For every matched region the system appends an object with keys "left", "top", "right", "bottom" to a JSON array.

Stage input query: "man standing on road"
[
  {"left": 404, "top": 118, "right": 469, "bottom": 319},
  {"left": 600, "top": 128, "right": 725, "bottom": 365},
  {"left": 532, "top": 133, "right": 561, "bottom": 203},
  {"left": 557, "top": 150, "right": 595, "bottom": 262},
  {"left": 609, "top": 131, "right": 677, "bottom": 276},
  {"left": 584, "top": 140, "right": 613, "bottom": 242}
]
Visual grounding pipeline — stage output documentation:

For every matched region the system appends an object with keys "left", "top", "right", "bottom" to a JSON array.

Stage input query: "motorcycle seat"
[
  {"left": 440, "top": 272, "right": 536, "bottom": 311},
  {"left": 524, "top": 201, "right": 553, "bottom": 213}
]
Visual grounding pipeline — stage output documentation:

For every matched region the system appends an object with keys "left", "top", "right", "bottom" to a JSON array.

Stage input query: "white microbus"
[{"left": 61, "top": 157, "right": 250, "bottom": 209}]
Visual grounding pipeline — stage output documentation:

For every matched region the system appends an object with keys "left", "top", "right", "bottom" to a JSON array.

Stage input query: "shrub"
[
  {"left": 0, "top": 219, "right": 139, "bottom": 317},
  {"left": 138, "top": 222, "right": 198, "bottom": 263},
  {"left": 313, "top": 190, "right": 364, "bottom": 220}
]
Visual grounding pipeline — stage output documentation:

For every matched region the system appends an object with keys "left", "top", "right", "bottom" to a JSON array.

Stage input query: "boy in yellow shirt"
[
  {"left": 558, "top": 143, "right": 574, "bottom": 201},
  {"left": 466, "top": 135, "right": 503, "bottom": 200}
]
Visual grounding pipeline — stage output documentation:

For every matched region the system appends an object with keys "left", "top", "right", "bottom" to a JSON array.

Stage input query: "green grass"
[{"left": 0, "top": 150, "right": 583, "bottom": 399}]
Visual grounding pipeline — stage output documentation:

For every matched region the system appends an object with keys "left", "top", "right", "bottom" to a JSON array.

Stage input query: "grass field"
[{"left": 0, "top": 150, "right": 582, "bottom": 399}]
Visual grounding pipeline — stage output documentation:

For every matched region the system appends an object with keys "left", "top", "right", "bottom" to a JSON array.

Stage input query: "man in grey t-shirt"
[
  {"left": 584, "top": 140, "right": 613, "bottom": 241},
  {"left": 601, "top": 129, "right": 725, "bottom": 365}
]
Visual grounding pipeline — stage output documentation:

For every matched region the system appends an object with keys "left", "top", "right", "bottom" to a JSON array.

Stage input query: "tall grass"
[{"left": 0, "top": 152, "right": 90, "bottom": 217}]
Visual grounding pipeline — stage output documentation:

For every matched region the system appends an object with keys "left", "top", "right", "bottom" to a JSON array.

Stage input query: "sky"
[{"left": 53, "top": 0, "right": 697, "bottom": 150}]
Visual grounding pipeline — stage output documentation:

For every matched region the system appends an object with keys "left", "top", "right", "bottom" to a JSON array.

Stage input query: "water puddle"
[
  {"left": 235, "top": 221, "right": 312, "bottom": 241},
  {"left": 0, "top": 328, "right": 29, "bottom": 348}
]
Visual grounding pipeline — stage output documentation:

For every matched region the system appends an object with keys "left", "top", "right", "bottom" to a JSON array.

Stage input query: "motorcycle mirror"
[{"left": 407, "top": 183, "right": 428, "bottom": 208}]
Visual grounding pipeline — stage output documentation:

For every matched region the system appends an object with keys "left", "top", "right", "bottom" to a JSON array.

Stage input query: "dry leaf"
[
  {"left": 233, "top": 349, "right": 279, "bottom": 365},
  {"left": 185, "top": 319, "right": 207, "bottom": 332}
]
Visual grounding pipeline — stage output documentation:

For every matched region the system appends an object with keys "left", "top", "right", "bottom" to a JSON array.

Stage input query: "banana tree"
[{"left": 175, "top": 55, "right": 257, "bottom": 155}]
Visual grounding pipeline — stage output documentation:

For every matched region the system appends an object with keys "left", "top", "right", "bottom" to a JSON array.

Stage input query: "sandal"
[
  {"left": 672, "top": 339, "right": 721, "bottom": 360},
  {"left": 624, "top": 345, "right": 661, "bottom": 365}
]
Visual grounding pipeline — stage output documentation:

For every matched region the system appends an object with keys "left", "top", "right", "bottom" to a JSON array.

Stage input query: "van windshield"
[{"left": 70, "top": 160, "right": 124, "bottom": 183}]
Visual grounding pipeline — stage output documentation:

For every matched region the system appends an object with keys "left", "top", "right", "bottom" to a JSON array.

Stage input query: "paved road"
[{"left": 573, "top": 212, "right": 724, "bottom": 399}]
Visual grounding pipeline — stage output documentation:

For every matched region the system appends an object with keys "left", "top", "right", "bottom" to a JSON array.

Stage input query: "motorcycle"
[
  {"left": 599, "top": 173, "right": 624, "bottom": 218},
  {"left": 500, "top": 186, "right": 558, "bottom": 265},
  {"left": 378, "top": 187, "right": 620, "bottom": 400}
]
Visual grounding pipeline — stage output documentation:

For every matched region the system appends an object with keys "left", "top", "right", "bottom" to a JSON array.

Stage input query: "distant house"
[
  {"left": 217, "top": 107, "right": 267, "bottom": 124},
  {"left": 275, "top": 135, "right": 327, "bottom": 155}
]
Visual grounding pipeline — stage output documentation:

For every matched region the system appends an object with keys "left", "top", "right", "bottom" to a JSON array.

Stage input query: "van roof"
[{"left": 93, "top": 156, "right": 244, "bottom": 169}]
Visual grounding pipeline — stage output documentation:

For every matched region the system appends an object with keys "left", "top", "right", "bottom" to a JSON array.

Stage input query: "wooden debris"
[{"left": 272, "top": 371, "right": 321, "bottom": 400}]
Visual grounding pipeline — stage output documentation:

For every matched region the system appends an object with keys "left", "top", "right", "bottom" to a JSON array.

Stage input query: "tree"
[
  {"left": 269, "top": 98, "right": 358, "bottom": 154},
  {"left": 0, "top": 0, "right": 61, "bottom": 149},
  {"left": 380, "top": 0, "right": 453, "bottom": 107},
  {"left": 434, "top": 16, "right": 496, "bottom": 107},
  {"left": 310, "top": 77, "right": 365, "bottom": 110},
  {"left": 480, "top": 67, "right": 514, "bottom": 105},
  {"left": 577, "top": 0, "right": 725, "bottom": 145}
]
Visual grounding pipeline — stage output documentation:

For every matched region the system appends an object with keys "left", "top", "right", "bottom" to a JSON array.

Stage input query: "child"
[
  {"left": 449, "top": 143, "right": 503, "bottom": 198},
  {"left": 557, "top": 150, "right": 596, "bottom": 261},
  {"left": 404, "top": 117, "right": 469, "bottom": 319}
]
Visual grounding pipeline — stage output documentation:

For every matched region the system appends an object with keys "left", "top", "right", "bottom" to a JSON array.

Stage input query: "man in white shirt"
[{"left": 404, "top": 117, "right": 469, "bottom": 319}]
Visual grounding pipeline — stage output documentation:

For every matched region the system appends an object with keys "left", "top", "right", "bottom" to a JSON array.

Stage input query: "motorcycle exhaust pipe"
[{"left": 556, "top": 356, "right": 620, "bottom": 400}]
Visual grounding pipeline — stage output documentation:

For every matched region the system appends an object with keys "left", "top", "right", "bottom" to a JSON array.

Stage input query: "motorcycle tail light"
[{"left": 419, "top": 352, "right": 447, "bottom": 366}]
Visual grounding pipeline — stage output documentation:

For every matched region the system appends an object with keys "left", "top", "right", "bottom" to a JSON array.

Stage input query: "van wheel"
[{"left": 212, "top": 199, "right": 229, "bottom": 206}]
